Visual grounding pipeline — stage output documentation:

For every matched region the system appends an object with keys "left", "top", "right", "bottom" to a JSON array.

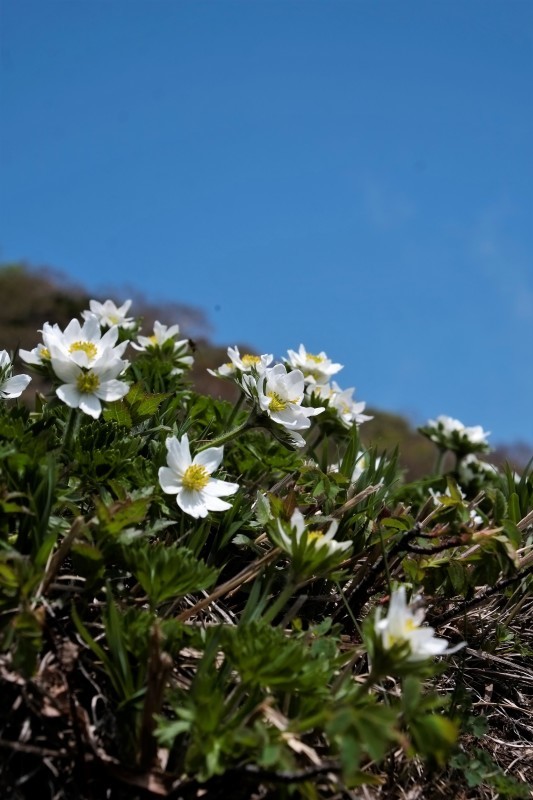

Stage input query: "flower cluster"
[
  {"left": 270, "top": 508, "right": 352, "bottom": 578},
  {"left": 0, "top": 350, "right": 31, "bottom": 399},
  {"left": 244, "top": 363, "right": 324, "bottom": 447},
  {"left": 208, "top": 346, "right": 273, "bottom": 379},
  {"left": 374, "top": 586, "right": 465, "bottom": 662},
  {"left": 429, "top": 483, "right": 483, "bottom": 526},
  {"left": 286, "top": 345, "right": 372, "bottom": 429},
  {"left": 21, "top": 310, "right": 130, "bottom": 419},
  {"left": 421, "top": 414, "right": 490, "bottom": 456},
  {"left": 82, "top": 299, "right": 135, "bottom": 330},
  {"left": 132, "top": 321, "right": 194, "bottom": 375}
]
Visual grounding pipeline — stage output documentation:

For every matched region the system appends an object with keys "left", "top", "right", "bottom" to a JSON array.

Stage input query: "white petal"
[
  {"left": 203, "top": 494, "right": 232, "bottom": 513},
  {"left": 78, "top": 394, "right": 102, "bottom": 418},
  {"left": 177, "top": 489, "right": 208, "bottom": 519},
  {"left": 56, "top": 384, "right": 81, "bottom": 409},
  {"left": 51, "top": 357, "right": 81, "bottom": 383},
  {"left": 194, "top": 446, "right": 224, "bottom": 473},
  {"left": 18, "top": 348, "right": 42, "bottom": 365},
  {"left": 202, "top": 478, "right": 239, "bottom": 498},
  {"left": 158, "top": 467, "right": 181, "bottom": 494},
  {"left": 167, "top": 435, "right": 191, "bottom": 473},
  {"left": 95, "top": 379, "right": 129, "bottom": 402},
  {"left": 1, "top": 374, "right": 31, "bottom": 398}
]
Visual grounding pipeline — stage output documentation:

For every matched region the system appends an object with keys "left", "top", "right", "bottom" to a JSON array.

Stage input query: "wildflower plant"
[{"left": 0, "top": 302, "right": 532, "bottom": 799}]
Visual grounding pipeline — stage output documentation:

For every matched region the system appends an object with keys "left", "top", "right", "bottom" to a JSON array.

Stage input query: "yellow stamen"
[
  {"left": 267, "top": 392, "right": 287, "bottom": 412},
  {"left": 307, "top": 353, "right": 324, "bottom": 363},
  {"left": 182, "top": 464, "right": 210, "bottom": 491},
  {"left": 242, "top": 354, "right": 261, "bottom": 366},
  {"left": 307, "top": 529, "right": 325, "bottom": 542},
  {"left": 69, "top": 341, "right": 98, "bottom": 360},
  {"left": 40, "top": 347, "right": 51, "bottom": 360},
  {"left": 76, "top": 372, "right": 100, "bottom": 394}
]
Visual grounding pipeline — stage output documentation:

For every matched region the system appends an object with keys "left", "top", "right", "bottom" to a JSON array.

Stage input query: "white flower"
[
  {"left": 285, "top": 344, "right": 343, "bottom": 385},
  {"left": 19, "top": 324, "right": 60, "bottom": 365},
  {"left": 132, "top": 320, "right": 186, "bottom": 352},
  {"left": 158, "top": 433, "right": 239, "bottom": 519},
  {"left": 425, "top": 415, "right": 490, "bottom": 452},
  {"left": 52, "top": 352, "right": 130, "bottom": 419},
  {"left": 311, "top": 381, "right": 372, "bottom": 427},
  {"left": 429, "top": 484, "right": 483, "bottom": 526},
  {"left": 43, "top": 316, "right": 128, "bottom": 369},
  {"left": 459, "top": 454, "right": 498, "bottom": 483},
  {"left": 131, "top": 321, "right": 194, "bottom": 373},
  {"left": 82, "top": 299, "right": 135, "bottom": 329},
  {"left": 248, "top": 363, "right": 324, "bottom": 447},
  {"left": 0, "top": 351, "right": 31, "bottom": 399},
  {"left": 276, "top": 508, "right": 351, "bottom": 561},
  {"left": 208, "top": 346, "right": 273, "bottom": 379},
  {"left": 375, "top": 586, "right": 465, "bottom": 661}
]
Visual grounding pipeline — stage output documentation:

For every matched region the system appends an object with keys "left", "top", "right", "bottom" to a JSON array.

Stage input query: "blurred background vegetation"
[{"left": 1, "top": 262, "right": 529, "bottom": 478}]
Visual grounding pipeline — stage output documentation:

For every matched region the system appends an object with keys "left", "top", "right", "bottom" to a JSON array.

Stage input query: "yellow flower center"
[
  {"left": 40, "top": 347, "right": 51, "bottom": 360},
  {"left": 109, "top": 315, "right": 120, "bottom": 324},
  {"left": 307, "top": 529, "right": 325, "bottom": 542},
  {"left": 76, "top": 371, "right": 100, "bottom": 394},
  {"left": 307, "top": 353, "right": 324, "bottom": 363},
  {"left": 69, "top": 341, "right": 98, "bottom": 360},
  {"left": 267, "top": 392, "right": 287, "bottom": 412},
  {"left": 149, "top": 334, "right": 158, "bottom": 344},
  {"left": 182, "top": 464, "right": 210, "bottom": 491},
  {"left": 242, "top": 354, "right": 261, "bottom": 366}
]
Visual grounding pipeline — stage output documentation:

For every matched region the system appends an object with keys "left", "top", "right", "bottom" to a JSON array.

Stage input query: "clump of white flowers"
[
  {"left": 285, "top": 344, "right": 342, "bottom": 385},
  {"left": 208, "top": 346, "right": 273, "bottom": 379},
  {"left": 421, "top": 414, "right": 490, "bottom": 456},
  {"left": 132, "top": 321, "right": 194, "bottom": 374},
  {"left": 158, "top": 433, "right": 239, "bottom": 519},
  {"left": 0, "top": 350, "right": 31, "bottom": 399},
  {"left": 374, "top": 586, "right": 465, "bottom": 661},
  {"left": 244, "top": 363, "right": 324, "bottom": 447},
  {"left": 270, "top": 508, "right": 352, "bottom": 578},
  {"left": 429, "top": 483, "right": 483, "bottom": 527},
  {"left": 82, "top": 299, "right": 135, "bottom": 330},
  {"left": 310, "top": 381, "right": 373, "bottom": 427}
]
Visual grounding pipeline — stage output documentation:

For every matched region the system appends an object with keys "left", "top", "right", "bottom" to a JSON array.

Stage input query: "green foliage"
[{"left": 0, "top": 282, "right": 531, "bottom": 798}]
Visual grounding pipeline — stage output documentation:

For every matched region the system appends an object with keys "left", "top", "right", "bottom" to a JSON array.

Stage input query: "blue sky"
[{"left": 1, "top": 0, "right": 532, "bottom": 445}]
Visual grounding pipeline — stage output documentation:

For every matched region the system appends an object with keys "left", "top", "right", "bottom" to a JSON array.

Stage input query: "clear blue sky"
[{"left": 1, "top": 0, "right": 532, "bottom": 446}]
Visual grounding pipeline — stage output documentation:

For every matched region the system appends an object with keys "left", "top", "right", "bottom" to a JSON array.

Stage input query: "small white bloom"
[
  {"left": 208, "top": 346, "right": 273, "bottom": 379},
  {"left": 250, "top": 363, "right": 324, "bottom": 446},
  {"left": 429, "top": 484, "right": 483, "bottom": 526},
  {"left": 83, "top": 299, "right": 135, "bottom": 329},
  {"left": 19, "top": 324, "right": 60, "bottom": 365},
  {"left": 52, "top": 352, "right": 130, "bottom": 419},
  {"left": 375, "top": 586, "right": 465, "bottom": 661},
  {"left": 425, "top": 415, "right": 490, "bottom": 451},
  {"left": 459, "top": 454, "right": 498, "bottom": 483},
  {"left": 44, "top": 316, "right": 128, "bottom": 368},
  {"left": 276, "top": 508, "right": 351, "bottom": 562},
  {"left": 158, "top": 433, "right": 239, "bottom": 519},
  {"left": 285, "top": 344, "right": 343, "bottom": 385},
  {"left": 311, "top": 381, "right": 372, "bottom": 427},
  {"left": 0, "top": 350, "right": 31, "bottom": 399},
  {"left": 131, "top": 320, "right": 186, "bottom": 352}
]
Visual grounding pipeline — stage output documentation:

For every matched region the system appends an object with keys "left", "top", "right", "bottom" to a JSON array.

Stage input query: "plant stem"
[
  {"left": 61, "top": 408, "right": 79, "bottom": 452},
  {"left": 196, "top": 413, "right": 256, "bottom": 451},
  {"left": 434, "top": 448, "right": 446, "bottom": 475},
  {"left": 226, "top": 392, "right": 246, "bottom": 428},
  {"left": 262, "top": 579, "right": 298, "bottom": 625}
]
